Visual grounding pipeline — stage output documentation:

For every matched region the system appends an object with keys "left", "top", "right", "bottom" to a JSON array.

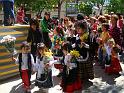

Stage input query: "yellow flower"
[
  {"left": 80, "top": 32, "right": 88, "bottom": 42},
  {"left": 70, "top": 50, "right": 80, "bottom": 58},
  {"left": 44, "top": 51, "right": 53, "bottom": 57}
]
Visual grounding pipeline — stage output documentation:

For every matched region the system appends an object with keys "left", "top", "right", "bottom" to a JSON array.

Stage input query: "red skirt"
[
  {"left": 105, "top": 57, "right": 122, "bottom": 74},
  {"left": 61, "top": 77, "right": 82, "bottom": 93},
  {"left": 54, "top": 64, "right": 63, "bottom": 69}
]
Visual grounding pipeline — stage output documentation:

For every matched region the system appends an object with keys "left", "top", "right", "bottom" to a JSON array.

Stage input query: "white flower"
[{"left": 0, "top": 35, "right": 16, "bottom": 43}]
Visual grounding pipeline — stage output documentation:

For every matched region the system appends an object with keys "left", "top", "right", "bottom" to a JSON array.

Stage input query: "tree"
[
  {"left": 90, "top": 0, "right": 105, "bottom": 5},
  {"left": 107, "top": 0, "right": 124, "bottom": 14},
  {"left": 15, "top": 0, "right": 71, "bottom": 19},
  {"left": 31, "top": 0, "right": 58, "bottom": 17},
  {"left": 78, "top": 2, "right": 93, "bottom": 16}
]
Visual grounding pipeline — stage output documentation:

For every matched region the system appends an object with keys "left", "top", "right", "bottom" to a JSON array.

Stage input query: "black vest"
[{"left": 18, "top": 53, "right": 32, "bottom": 71}]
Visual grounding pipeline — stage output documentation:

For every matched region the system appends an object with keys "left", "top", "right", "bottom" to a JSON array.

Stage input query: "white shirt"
[
  {"left": 104, "top": 44, "right": 112, "bottom": 56},
  {"left": 15, "top": 53, "right": 34, "bottom": 70},
  {"left": 35, "top": 57, "right": 45, "bottom": 74},
  {"left": 35, "top": 56, "right": 54, "bottom": 78},
  {"left": 64, "top": 54, "right": 77, "bottom": 69}
]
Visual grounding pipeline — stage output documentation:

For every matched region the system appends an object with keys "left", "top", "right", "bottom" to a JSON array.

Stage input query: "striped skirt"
[{"left": 78, "top": 58, "right": 94, "bottom": 80}]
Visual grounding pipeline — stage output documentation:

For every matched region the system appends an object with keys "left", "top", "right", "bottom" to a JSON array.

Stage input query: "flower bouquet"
[
  {"left": 0, "top": 35, "right": 17, "bottom": 55},
  {"left": 70, "top": 50, "right": 80, "bottom": 63},
  {"left": 44, "top": 51, "right": 53, "bottom": 61},
  {"left": 43, "top": 51, "right": 53, "bottom": 67}
]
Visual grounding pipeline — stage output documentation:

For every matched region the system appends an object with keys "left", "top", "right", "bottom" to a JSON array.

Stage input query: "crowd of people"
[{"left": 12, "top": 11, "right": 124, "bottom": 93}]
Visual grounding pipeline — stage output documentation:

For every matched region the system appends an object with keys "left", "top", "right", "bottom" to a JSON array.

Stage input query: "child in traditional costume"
[
  {"left": 99, "top": 23, "right": 111, "bottom": 68},
  {"left": 12, "top": 42, "right": 35, "bottom": 93},
  {"left": 35, "top": 43, "right": 53, "bottom": 88},
  {"left": 75, "top": 22, "right": 94, "bottom": 80},
  {"left": 105, "top": 46, "right": 122, "bottom": 74},
  {"left": 61, "top": 43, "right": 82, "bottom": 93},
  {"left": 104, "top": 38, "right": 115, "bottom": 73},
  {"left": 111, "top": 47, "right": 122, "bottom": 74}
]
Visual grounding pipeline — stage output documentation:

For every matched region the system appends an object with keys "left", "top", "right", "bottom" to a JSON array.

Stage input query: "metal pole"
[
  {"left": 76, "top": 0, "right": 79, "bottom": 14},
  {"left": 66, "top": 1, "right": 67, "bottom": 16}
]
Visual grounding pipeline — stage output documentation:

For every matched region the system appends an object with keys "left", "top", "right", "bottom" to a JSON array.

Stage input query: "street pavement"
[{"left": 1, "top": 61, "right": 124, "bottom": 93}]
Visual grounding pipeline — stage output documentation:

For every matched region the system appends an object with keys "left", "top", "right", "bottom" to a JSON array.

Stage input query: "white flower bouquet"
[{"left": 0, "top": 35, "right": 17, "bottom": 55}]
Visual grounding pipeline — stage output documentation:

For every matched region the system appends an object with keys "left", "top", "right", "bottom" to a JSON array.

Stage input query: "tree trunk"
[{"left": 58, "top": 1, "right": 61, "bottom": 19}]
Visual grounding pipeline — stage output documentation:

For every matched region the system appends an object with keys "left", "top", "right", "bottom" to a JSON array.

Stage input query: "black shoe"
[{"left": 35, "top": 81, "right": 38, "bottom": 86}]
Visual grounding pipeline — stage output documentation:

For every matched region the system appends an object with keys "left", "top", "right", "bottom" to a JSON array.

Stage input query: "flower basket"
[{"left": 0, "top": 35, "right": 17, "bottom": 55}]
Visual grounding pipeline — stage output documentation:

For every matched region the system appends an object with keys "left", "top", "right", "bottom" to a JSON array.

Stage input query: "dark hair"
[
  {"left": 62, "top": 43, "right": 72, "bottom": 52},
  {"left": 44, "top": 12, "right": 50, "bottom": 16},
  {"left": 113, "top": 47, "right": 120, "bottom": 53},
  {"left": 98, "top": 16, "right": 106, "bottom": 23},
  {"left": 76, "top": 22, "right": 86, "bottom": 30},
  {"left": 102, "top": 23, "right": 110, "bottom": 31},
  {"left": 56, "top": 26, "right": 64, "bottom": 36},
  {"left": 29, "top": 18, "right": 39, "bottom": 28},
  {"left": 77, "top": 13, "right": 84, "bottom": 20},
  {"left": 117, "top": 13, "right": 122, "bottom": 19}
]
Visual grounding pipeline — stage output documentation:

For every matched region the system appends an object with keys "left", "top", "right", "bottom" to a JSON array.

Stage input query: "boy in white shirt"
[{"left": 12, "top": 41, "right": 35, "bottom": 93}]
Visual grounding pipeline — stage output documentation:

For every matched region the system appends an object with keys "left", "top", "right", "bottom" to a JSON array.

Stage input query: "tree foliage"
[
  {"left": 90, "top": 0, "right": 105, "bottom": 5},
  {"left": 78, "top": 2, "right": 93, "bottom": 16},
  {"left": 107, "top": 0, "right": 124, "bottom": 14},
  {"left": 15, "top": 0, "right": 58, "bottom": 11},
  {"left": 15, "top": 0, "right": 69, "bottom": 18}
]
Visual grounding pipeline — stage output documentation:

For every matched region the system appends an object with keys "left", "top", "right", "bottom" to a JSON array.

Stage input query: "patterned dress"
[
  {"left": 75, "top": 33, "right": 94, "bottom": 80},
  {"left": 105, "top": 56, "right": 122, "bottom": 74},
  {"left": 35, "top": 56, "right": 53, "bottom": 88},
  {"left": 61, "top": 54, "right": 81, "bottom": 92}
]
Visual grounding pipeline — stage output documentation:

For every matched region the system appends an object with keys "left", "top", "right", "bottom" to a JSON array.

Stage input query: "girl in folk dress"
[
  {"left": 104, "top": 38, "right": 115, "bottom": 73},
  {"left": 61, "top": 43, "right": 82, "bottom": 93},
  {"left": 105, "top": 47, "right": 122, "bottom": 74},
  {"left": 35, "top": 43, "right": 53, "bottom": 88},
  {"left": 111, "top": 47, "right": 122, "bottom": 74},
  {"left": 75, "top": 22, "right": 94, "bottom": 80},
  {"left": 99, "top": 23, "right": 111, "bottom": 68}
]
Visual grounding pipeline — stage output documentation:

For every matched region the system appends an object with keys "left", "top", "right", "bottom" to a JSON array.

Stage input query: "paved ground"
[{"left": 1, "top": 61, "right": 124, "bottom": 93}]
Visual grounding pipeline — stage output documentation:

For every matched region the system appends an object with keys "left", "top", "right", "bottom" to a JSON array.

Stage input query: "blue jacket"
[{"left": 0, "top": 0, "right": 14, "bottom": 3}]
